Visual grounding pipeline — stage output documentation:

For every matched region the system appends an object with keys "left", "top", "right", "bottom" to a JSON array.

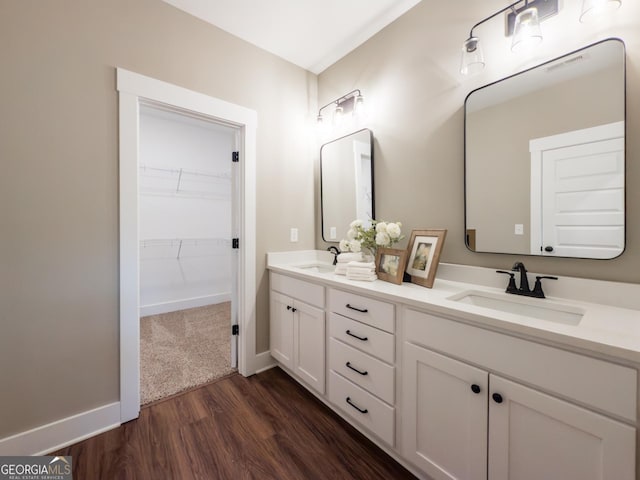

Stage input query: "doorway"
[
  {"left": 117, "top": 68, "right": 258, "bottom": 423},
  {"left": 138, "top": 105, "right": 238, "bottom": 404}
]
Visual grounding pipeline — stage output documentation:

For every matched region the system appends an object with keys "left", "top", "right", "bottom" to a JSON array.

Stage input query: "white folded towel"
[
  {"left": 337, "top": 252, "right": 364, "bottom": 263},
  {"left": 347, "top": 273, "right": 377, "bottom": 282},
  {"left": 348, "top": 269, "right": 375, "bottom": 277},
  {"left": 334, "top": 264, "right": 348, "bottom": 275},
  {"left": 346, "top": 261, "right": 375, "bottom": 269}
]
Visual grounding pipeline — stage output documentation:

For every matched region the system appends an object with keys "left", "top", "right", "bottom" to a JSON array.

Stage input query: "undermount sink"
[
  {"left": 295, "top": 263, "right": 335, "bottom": 274},
  {"left": 447, "top": 290, "right": 584, "bottom": 326}
]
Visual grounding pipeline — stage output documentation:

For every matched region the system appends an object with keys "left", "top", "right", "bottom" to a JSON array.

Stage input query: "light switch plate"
[
  {"left": 515, "top": 224, "right": 524, "bottom": 235},
  {"left": 290, "top": 228, "right": 299, "bottom": 242},
  {"left": 330, "top": 227, "right": 337, "bottom": 239}
]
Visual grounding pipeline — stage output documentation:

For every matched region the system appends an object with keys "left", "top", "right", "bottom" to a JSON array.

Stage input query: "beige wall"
[
  {"left": 0, "top": 1, "right": 316, "bottom": 438},
  {"left": 317, "top": 0, "right": 640, "bottom": 283}
]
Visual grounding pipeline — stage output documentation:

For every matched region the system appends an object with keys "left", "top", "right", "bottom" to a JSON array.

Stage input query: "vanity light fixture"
[
  {"left": 317, "top": 89, "right": 365, "bottom": 126},
  {"left": 461, "top": 0, "right": 557, "bottom": 75},
  {"left": 461, "top": 0, "right": 622, "bottom": 75}
]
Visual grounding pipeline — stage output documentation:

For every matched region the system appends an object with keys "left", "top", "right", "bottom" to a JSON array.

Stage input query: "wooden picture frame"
[
  {"left": 375, "top": 248, "right": 408, "bottom": 285},
  {"left": 405, "top": 229, "right": 447, "bottom": 288}
]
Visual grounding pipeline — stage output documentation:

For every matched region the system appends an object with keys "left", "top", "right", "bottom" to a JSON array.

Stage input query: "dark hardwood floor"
[{"left": 52, "top": 367, "right": 417, "bottom": 479}]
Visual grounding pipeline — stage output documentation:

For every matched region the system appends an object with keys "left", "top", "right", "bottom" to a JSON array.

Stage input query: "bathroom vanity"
[{"left": 267, "top": 250, "right": 640, "bottom": 480}]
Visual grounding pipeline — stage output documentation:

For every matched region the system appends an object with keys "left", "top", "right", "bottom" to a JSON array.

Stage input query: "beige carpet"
[{"left": 140, "top": 302, "right": 236, "bottom": 405}]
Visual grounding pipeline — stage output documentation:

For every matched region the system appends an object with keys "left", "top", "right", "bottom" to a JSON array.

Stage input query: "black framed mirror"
[
  {"left": 320, "top": 129, "right": 374, "bottom": 242},
  {"left": 465, "top": 38, "right": 625, "bottom": 259}
]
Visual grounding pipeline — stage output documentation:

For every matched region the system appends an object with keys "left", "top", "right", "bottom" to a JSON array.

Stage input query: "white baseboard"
[
  {"left": 0, "top": 402, "right": 121, "bottom": 456},
  {"left": 140, "top": 293, "right": 231, "bottom": 316},
  {"left": 253, "top": 351, "right": 276, "bottom": 374}
]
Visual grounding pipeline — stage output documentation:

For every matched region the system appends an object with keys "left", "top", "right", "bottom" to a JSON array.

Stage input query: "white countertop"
[{"left": 267, "top": 250, "right": 640, "bottom": 364}]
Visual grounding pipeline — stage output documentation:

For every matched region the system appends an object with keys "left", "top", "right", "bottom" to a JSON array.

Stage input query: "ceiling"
[{"left": 162, "top": 0, "right": 422, "bottom": 74}]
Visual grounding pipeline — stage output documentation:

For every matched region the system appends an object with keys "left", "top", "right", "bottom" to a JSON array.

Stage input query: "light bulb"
[
  {"left": 354, "top": 94, "right": 365, "bottom": 115},
  {"left": 579, "top": 0, "right": 621, "bottom": 22},
  {"left": 333, "top": 105, "right": 344, "bottom": 126},
  {"left": 511, "top": 7, "right": 543, "bottom": 52}
]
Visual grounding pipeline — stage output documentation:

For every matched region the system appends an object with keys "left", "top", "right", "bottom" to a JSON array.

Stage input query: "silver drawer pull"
[
  {"left": 345, "top": 329, "right": 368, "bottom": 341},
  {"left": 346, "top": 396, "right": 368, "bottom": 414},
  {"left": 346, "top": 303, "right": 368, "bottom": 313},
  {"left": 346, "top": 361, "right": 368, "bottom": 376}
]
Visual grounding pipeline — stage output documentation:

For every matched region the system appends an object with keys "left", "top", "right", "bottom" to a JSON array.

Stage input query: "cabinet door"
[
  {"left": 402, "top": 343, "right": 488, "bottom": 480},
  {"left": 294, "top": 300, "right": 325, "bottom": 394},
  {"left": 270, "top": 291, "right": 294, "bottom": 369},
  {"left": 489, "top": 375, "right": 636, "bottom": 480}
]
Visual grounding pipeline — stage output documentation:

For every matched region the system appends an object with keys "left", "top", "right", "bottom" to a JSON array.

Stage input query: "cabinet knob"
[
  {"left": 471, "top": 384, "right": 481, "bottom": 394},
  {"left": 492, "top": 393, "right": 503, "bottom": 404},
  {"left": 544, "top": 246, "right": 554, "bottom": 252},
  {"left": 291, "top": 307, "right": 297, "bottom": 312},
  {"left": 286, "top": 305, "right": 291, "bottom": 310}
]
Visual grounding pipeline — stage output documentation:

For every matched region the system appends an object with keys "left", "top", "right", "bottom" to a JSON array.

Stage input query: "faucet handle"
[
  {"left": 532, "top": 275, "right": 558, "bottom": 298},
  {"left": 496, "top": 270, "right": 518, "bottom": 294}
]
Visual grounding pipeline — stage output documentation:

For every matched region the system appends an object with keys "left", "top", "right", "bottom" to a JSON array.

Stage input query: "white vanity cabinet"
[
  {"left": 269, "top": 273, "right": 325, "bottom": 394},
  {"left": 402, "top": 308, "right": 637, "bottom": 480},
  {"left": 327, "top": 288, "right": 396, "bottom": 446}
]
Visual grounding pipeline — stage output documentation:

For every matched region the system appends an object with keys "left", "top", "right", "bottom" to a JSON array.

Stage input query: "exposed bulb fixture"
[
  {"left": 579, "top": 0, "right": 622, "bottom": 22},
  {"left": 460, "top": 0, "right": 621, "bottom": 75},
  {"left": 316, "top": 89, "right": 366, "bottom": 127},
  {"left": 511, "top": 7, "right": 543, "bottom": 52},
  {"left": 460, "top": 37, "right": 485, "bottom": 75},
  {"left": 460, "top": 0, "right": 556, "bottom": 76},
  {"left": 354, "top": 93, "right": 365, "bottom": 117},
  {"left": 333, "top": 105, "right": 344, "bottom": 125}
]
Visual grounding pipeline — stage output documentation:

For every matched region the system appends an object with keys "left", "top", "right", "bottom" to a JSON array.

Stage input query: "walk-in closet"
[{"left": 138, "top": 104, "right": 237, "bottom": 404}]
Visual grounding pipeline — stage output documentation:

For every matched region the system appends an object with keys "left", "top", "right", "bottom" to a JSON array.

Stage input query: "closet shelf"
[
  {"left": 139, "top": 164, "right": 231, "bottom": 199},
  {"left": 140, "top": 237, "right": 232, "bottom": 259}
]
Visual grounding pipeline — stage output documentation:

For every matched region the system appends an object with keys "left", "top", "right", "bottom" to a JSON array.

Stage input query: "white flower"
[
  {"left": 346, "top": 228, "right": 357, "bottom": 240},
  {"left": 375, "top": 222, "right": 387, "bottom": 233},
  {"left": 349, "top": 239, "right": 362, "bottom": 252},
  {"left": 375, "top": 232, "right": 390, "bottom": 246},
  {"left": 386, "top": 222, "right": 401, "bottom": 239},
  {"left": 350, "top": 219, "right": 363, "bottom": 228},
  {"left": 339, "top": 239, "right": 351, "bottom": 251}
]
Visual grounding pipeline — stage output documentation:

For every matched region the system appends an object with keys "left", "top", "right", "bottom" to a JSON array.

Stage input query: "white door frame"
[{"left": 117, "top": 68, "right": 257, "bottom": 423}]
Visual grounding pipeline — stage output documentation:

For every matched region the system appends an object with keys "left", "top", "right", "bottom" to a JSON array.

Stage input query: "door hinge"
[
  {"left": 232, "top": 151, "right": 239, "bottom": 163},
  {"left": 232, "top": 324, "right": 239, "bottom": 335},
  {"left": 232, "top": 238, "right": 239, "bottom": 249}
]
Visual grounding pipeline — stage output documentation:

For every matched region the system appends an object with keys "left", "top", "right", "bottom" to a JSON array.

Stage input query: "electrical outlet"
[
  {"left": 515, "top": 224, "right": 524, "bottom": 235},
  {"left": 330, "top": 227, "right": 337, "bottom": 240},
  {"left": 290, "top": 228, "right": 299, "bottom": 242}
]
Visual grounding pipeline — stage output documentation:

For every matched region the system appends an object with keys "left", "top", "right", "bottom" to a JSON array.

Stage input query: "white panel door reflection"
[{"left": 530, "top": 122, "right": 624, "bottom": 259}]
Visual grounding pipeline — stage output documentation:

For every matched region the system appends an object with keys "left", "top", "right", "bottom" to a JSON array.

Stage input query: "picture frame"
[
  {"left": 405, "top": 229, "right": 447, "bottom": 288},
  {"left": 375, "top": 247, "right": 408, "bottom": 285}
]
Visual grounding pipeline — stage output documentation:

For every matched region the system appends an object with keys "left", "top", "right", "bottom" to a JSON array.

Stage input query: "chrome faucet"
[
  {"left": 496, "top": 261, "right": 558, "bottom": 299},
  {"left": 327, "top": 246, "right": 340, "bottom": 265}
]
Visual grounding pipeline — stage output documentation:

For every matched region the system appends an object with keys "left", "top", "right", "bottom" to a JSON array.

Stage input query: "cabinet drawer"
[
  {"left": 329, "top": 338, "right": 395, "bottom": 404},
  {"left": 329, "top": 289, "right": 394, "bottom": 333},
  {"left": 329, "top": 371, "right": 395, "bottom": 446},
  {"left": 271, "top": 272, "right": 324, "bottom": 308},
  {"left": 329, "top": 313, "right": 394, "bottom": 364},
  {"left": 405, "top": 308, "right": 637, "bottom": 422}
]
